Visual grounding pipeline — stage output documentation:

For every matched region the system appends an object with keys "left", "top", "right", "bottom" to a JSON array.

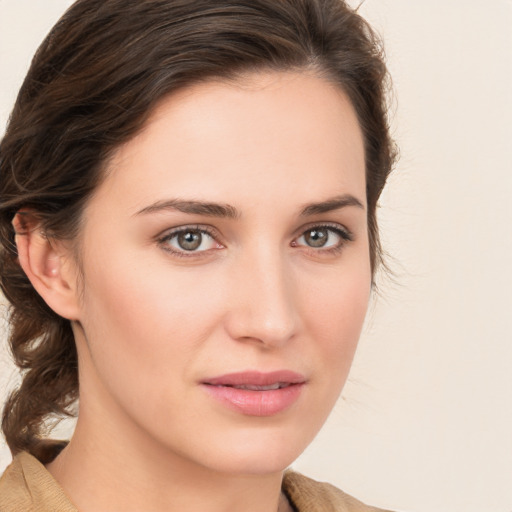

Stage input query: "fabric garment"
[{"left": 0, "top": 449, "right": 394, "bottom": 512}]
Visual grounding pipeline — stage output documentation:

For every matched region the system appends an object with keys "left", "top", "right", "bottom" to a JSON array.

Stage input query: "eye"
[
  {"left": 159, "top": 227, "right": 222, "bottom": 255},
  {"left": 293, "top": 225, "right": 352, "bottom": 251}
]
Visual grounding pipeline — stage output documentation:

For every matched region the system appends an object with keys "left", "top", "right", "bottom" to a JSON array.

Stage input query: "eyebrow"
[
  {"left": 135, "top": 194, "right": 364, "bottom": 219},
  {"left": 135, "top": 199, "right": 239, "bottom": 219},
  {"left": 299, "top": 194, "right": 365, "bottom": 216}
]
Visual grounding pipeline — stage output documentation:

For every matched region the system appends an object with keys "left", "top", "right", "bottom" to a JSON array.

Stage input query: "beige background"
[{"left": 1, "top": 1, "right": 511, "bottom": 511}]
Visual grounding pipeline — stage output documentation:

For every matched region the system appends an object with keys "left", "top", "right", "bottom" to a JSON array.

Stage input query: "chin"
[{"left": 185, "top": 423, "right": 318, "bottom": 476}]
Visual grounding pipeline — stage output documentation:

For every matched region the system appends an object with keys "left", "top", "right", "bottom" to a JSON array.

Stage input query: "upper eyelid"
[
  {"left": 157, "top": 224, "right": 220, "bottom": 240},
  {"left": 293, "top": 221, "right": 354, "bottom": 240},
  {"left": 156, "top": 222, "right": 353, "bottom": 240}
]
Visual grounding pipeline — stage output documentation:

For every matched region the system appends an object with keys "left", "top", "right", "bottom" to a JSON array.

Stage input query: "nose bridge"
[{"left": 226, "top": 241, "right": 298, "bottom": 347}]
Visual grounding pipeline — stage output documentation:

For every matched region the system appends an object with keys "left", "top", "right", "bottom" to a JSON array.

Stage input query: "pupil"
[
  {"left": 306, "top": 229, "right": 328, "bottom": 248},
  {"left": 178, "top": 231, "right": 201, "bottom": 250}
]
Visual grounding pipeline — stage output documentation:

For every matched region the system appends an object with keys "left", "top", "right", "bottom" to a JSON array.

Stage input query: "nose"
[{"left": 223, "top": 247, "right": 299, "bottom": 348}]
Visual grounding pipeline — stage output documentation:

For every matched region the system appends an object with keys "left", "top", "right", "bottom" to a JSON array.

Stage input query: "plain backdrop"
[{"left": 1, "top": 1, "right": 511, "bottom": 511}]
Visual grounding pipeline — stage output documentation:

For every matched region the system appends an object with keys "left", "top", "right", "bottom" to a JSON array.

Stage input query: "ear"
[{"left": 13, "top": 211, "right": 81, "bottom": 321}]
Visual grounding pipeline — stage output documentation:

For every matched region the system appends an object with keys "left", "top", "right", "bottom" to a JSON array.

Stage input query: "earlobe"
[{"left": 13, "top": 212, "right": 81, "bottom": 320}]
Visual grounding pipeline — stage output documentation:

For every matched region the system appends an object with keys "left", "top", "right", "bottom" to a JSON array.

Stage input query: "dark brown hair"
[{"left": 0, "top": 0, "right": 396, "bottom": 458}]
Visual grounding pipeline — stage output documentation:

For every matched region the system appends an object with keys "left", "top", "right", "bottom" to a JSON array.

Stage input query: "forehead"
[{"left": 93, "top": 70, "right": 366, "bottom": 216}]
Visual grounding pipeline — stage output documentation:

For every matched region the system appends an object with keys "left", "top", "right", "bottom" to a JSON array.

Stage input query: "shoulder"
[
  {"left": 282, "top": 470, "right": 396, "bottom": 512},
  {"left": 0, "top": 451, "right": 77, "bottom": 512}
]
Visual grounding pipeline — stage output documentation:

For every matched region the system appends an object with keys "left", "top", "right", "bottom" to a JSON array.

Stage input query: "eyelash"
[
  {"left": 292, "top": 223, "right": 354, "bottom": 255},
  {"left": 157, "top": 223, "right": 354, "bottom": 258},
  {"left": 157, "top": 225, "right": 221, "bottom": 258}
]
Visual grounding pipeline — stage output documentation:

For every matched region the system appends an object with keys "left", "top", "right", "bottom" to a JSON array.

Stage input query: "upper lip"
[{"left": 203, "top": 370, "right": 306, "bottom": 387}]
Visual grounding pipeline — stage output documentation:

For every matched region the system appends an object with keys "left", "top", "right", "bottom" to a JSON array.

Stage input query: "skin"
[{"left": 17, "top": 70, "right": 370, "bottom": 512}]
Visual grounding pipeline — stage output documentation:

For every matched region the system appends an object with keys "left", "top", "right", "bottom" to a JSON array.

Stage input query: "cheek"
[
  {"left": 76, "top": 256, "right": 223, "bottom": 429},
  {"left": 77, "top": 244, "right": 233, "bottom": 392},
  {"left": 301, "top": 261, "right": 371, "bottom": 375},
  {"left": 80, "top": 259, "right": 213, "bottom": 357},
  {"left": 287, "top": 261, "right": 370, "bottom": 441}
]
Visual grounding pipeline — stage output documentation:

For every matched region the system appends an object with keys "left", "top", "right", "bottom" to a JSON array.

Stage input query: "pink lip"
[{"left": 202, "top": 371, "right": 306, "bottom": 417}]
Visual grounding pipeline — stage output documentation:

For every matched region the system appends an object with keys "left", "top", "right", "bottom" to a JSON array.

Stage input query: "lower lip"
[{"left": 202, "top": 383, "right": 304, "bottom": 417}]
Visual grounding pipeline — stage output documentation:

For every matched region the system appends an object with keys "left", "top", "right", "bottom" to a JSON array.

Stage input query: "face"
[{"left": 70, "top": 71, "right": 370, "bottom": 475}]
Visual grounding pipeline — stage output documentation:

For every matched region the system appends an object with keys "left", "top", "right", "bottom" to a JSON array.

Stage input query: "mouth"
[
  {"left": 203, "top": 370, "right": 306, "bottom": 387},
  {"left": 201, "top": 371, "right": 306, "bottom": 417},
  {"left": 214, "top": 382, "right": 292, "bottom": 391}
]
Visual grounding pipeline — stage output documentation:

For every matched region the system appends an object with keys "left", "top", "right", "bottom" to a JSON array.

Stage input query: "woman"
[{"left": 0, "top": 0, "right": 396, "bottom": 510}]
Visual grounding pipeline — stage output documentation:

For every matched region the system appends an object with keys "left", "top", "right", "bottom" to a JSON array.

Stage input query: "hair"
[{"left": 0, "top": 0, "right": 396, "bottom": 458}]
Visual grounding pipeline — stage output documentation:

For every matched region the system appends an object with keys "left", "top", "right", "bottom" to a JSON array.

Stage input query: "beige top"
[{"left": 0, "top": 450, "right": 394, "bottom": 512}]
